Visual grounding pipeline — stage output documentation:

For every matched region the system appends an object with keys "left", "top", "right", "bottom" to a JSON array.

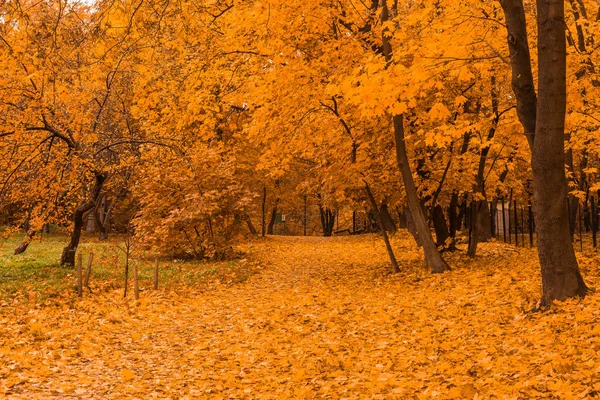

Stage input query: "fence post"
[
  {"left": 528, "top": 203, "right": 534, "bottom": 247},
  {"left": 508, "top": 200, "right": 512, "bottom": 244},
  {"left": 592, "top": 197, "right": 597, "bottom": 248},
  {"left": 154, "top": 259, "right": 159, "bottom": 290},
  {"left": 501, "top": 197, "right": 506, "bottom": 243},
  {"left": 468, "top": 201, "right": 473, "bottom": 245},
  {"left": 133, "top": 262, "right": 139, "bottom": 300},
  {"left": 84, "top": 252, "right": 94, "bottom": 289},
  {"left": 490, "top": 201, "right": 495, "bottom": 238},
  {"left": 579, "top": 202, "right": 583, "bottom": 252},
  {"left": 76, "top": 253, "right": 83, "bottom": 297},
  {"left": 520, "top": 206, "right": 525, "bottom": 247}
]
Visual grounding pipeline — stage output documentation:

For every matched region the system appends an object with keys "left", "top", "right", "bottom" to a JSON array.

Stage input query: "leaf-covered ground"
[{"left": 2, "top": 234, "right": 600, "bottom": 399}]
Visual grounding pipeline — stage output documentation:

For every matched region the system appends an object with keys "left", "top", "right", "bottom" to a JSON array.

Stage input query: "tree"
[{"left": 499, "top": 0, "right": 587, "bottom": 303}]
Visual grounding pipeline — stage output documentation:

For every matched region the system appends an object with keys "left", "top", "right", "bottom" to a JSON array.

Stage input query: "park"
[{"left": 2, "top": 0, "right": 600, "bottom": 397}]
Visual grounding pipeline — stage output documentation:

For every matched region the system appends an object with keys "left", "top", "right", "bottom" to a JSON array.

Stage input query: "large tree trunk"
[
  {"left": 467, "top": 200, "right": 491, "bottom": 256},
  {"left": 499, "top": 0, "right": 536, "bottom": 150},
  {"left": 404, "top": 205, "right": 421, "bottom": 246},
  {"left": 532, "top": 0, "right": 587, "bottom": 303},
  {"left": 393, "top": 115, "right": 450, "bottom": 273},
  {"left": 500, "top": 0, "right": 587, "bottom": 303},
  {"left": 61, "top": 173, "right": 106, "bottom": 266}
]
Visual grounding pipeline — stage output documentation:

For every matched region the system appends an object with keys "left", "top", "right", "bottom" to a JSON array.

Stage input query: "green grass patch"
[{"left": 0, "top": 233, "right": 256, "bottom": 303}]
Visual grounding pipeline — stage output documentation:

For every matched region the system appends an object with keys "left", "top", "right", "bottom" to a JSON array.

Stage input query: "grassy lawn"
[{"left": 0, "top": 233, "right": 256, "bottom": 303}]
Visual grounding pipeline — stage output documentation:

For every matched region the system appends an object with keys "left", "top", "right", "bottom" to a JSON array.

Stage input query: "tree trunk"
[
  {"left": 364, "top": 182, "right": 400, "bottom": 273},
  {"left": 404, "top": 205, "right": 421, "bottom": 247},
  {"left": 61, "top": 173, "right": 106, "bottom": 266},
  {"left": 267, "top": 199, "right": 279, "bottom": 235},
  {"left": 380, "top": 201, "right": 397, "bottom": 233},
  {"left": 244, "top": 213, "right": 258, "bottom": 235},
  {"left": 499, "top": 0, "right": 536, "bottom": 150},
  {"left": 467, "top": 200, "right": 491, "bottom": 256},
  {"left": 319, "top": 206, "right": 336, "bottom": 237},
  {"left": 380, "top": 0, "right": 448, "bottom": 272},
  {"left": 14, "top": 230, "right": 36, "bottom": 255},
  {"left": 457, "top": 197, "right": 468, "bottom": 231},
  {"left": 393, "top": 115, "right": 450, "bottom": 273},
  {"left": 94, "top": 195, "right": 110, "bottom": 240},
  {"left": 431, "top": 204, "right": 450, "bottom": 248},
  {"left": 532, "top": 0, "right": 587, "bottom": 303},
  {"left": 448, "top": 191, "right": 459, "bottom": 238}
]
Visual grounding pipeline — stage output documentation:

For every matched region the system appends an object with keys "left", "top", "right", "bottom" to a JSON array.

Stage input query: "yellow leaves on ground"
[
  {"left": 1, "top": 234, "right": 600, "bottom": 398},
  {"left": 121, "top": 369, "right": 135, "bottom": 382}
]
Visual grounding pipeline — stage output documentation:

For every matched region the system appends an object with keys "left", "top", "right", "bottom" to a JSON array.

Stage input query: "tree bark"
[
  {"left": 244, "top": 213, "right": 258, "bottom": 235},
  {"left": 380, "top": 0, "right": 449, "bottom": 272},
  {"left": 499, "top": 0, "right": 537, "bottom": 150},
  {"left": 448, "top": 191, "right": 459, "bottom": 238},
  {"left": 14, "top": 230, "right": 36, "bottom": 255},
  {"left": 467, "top": 200, "right": 491, "bottom": 256},
  {"left": 364, "top": 182, "right": 400, "bottom": 273},
  {"left": 468, "top": 80, "right": 499, "bottom": 256},
  {"left": 431, "top": 204, "right": 450, "bottom": 248},
  {"left": 267, "top": 202, "right": 278, "bottom": 235},
  {"left": 393, "top": 115, "right": 450, "bottom": 273},
  {"left": 61, "top": 173, "right": 106, "bottom": 266},
  {"left": 319, "top": 206, "right": 336, "bottom": 237},
  {"left": 267, "top": 208, "right": 277, "bottom": 234},
  {"left": 533, "top": 0, "right": 587, "bottom": 303},
  {"left": 404, "top": 205, "right": 421, "bottom": 246},
  {"left": 379, "top": 201, "right": 397, "bottom": 233}
]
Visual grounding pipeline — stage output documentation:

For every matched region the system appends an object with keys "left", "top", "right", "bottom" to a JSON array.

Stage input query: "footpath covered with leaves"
[{"left": 1, "top": 234, "right": 600, "bottom": 399}]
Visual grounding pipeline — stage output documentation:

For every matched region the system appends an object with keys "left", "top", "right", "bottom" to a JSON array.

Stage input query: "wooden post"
[
  {"left": 528, "top": 203, "right": 534, "bottom": 247},
  {"left": 124, "top": 242, "right": 130, "bottom": 298},
  {"left": 133, "top": 262, "right": 139, "bottom": 300},
  {"left": 501, "top": 197, "right": 507, "bottom": 243},
  {"left": 579, "top": 202, "right": 583, "bottom": 252},
  {"left": 76, "top": 253, "right": 83, "bottom": 297},
  {"left": 513, "top": 200, "right": 518, "bottom": 246},
  {"left": 591, "top": 197, "right": 597, "bottom": 248},
  {"left": 154, "top": 259, "right": 159, "bottom": 290},
  {"left": 490, "top": 202, "right": 495, "bottom": 238},
  {"left": 84, "top": 252, "right": 94, "bottom": 289},
  {"left": 507, "top": 198, "right": 512, "bottom": 244},
  {"left": 520, "top": 206, "right": 525, "bottom": 247},
  {"left": 468, "top": 201, "right": 473, "bottom": 246}
]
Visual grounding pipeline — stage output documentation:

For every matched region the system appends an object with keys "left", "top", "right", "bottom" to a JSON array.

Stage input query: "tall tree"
[{"left": 500, "top": 0, "right": 587, "bottom": 303}]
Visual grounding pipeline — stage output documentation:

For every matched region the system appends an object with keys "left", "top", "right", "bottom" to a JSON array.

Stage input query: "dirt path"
[{"left": 2, "top": 235, "right": 599, "bottom": 399}]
